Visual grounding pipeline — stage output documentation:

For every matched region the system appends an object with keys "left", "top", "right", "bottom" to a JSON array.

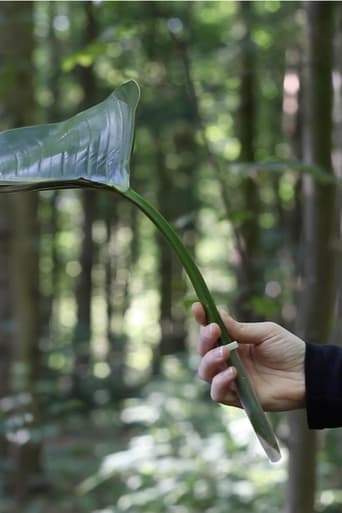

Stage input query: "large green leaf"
[{"left": 0, "top": 80, "right": 140, "bottom": 192}]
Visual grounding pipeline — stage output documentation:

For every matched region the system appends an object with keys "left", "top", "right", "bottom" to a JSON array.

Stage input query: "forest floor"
[{"left": 2, "top": 359, "right": 285, "bottom": 513}]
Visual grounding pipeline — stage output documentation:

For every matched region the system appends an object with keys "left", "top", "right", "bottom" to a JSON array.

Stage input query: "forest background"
[{"left": 0, "top": 1, "right": 341, "bottom": 513}]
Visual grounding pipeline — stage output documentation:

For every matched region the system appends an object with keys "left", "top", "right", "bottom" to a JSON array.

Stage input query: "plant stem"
[
  {"left": 123, "top": 188, "right": 230, "bottom": 336},
  {"left": 120, "top": 187, "right": 281, "bottom": 462}
]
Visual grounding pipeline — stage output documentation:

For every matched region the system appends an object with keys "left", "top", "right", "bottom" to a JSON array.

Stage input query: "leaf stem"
[
  {"left": 119, "top": 187, "right": 280, "bottom": 462},
  {"left": 123, "top": 188, "right": 230, "bottom": 336}
]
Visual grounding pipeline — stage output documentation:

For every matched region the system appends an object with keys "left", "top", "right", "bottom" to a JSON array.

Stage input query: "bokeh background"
[{"left": 0, "top": 1, "right": 341, "bottom": 512}]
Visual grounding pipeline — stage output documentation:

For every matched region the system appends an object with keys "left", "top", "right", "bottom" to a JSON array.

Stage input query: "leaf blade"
[{"left": 0, "top": 80, "right": 140, "bottom": 191}]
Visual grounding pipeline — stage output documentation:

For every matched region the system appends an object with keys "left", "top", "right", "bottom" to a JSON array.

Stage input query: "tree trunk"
[
  {"left": 102, "top": 193, "right": 134, "bottom": 399},
  {"left": 72, "top": 189, "right": 95, "bottom": 400},
  {"left": 286, "top": 411, "right": 318, "bottom": 513},
  {"left": 285, "top": 3, "right": 336, "bottom": 513},
  {"left": 331, "top": 3, "right": 342, "bottom": 346},
  {"left": 153, "top": 138, "right": 176, "bottom": 375},
  {"left": 0, "top": 1, "right": 44, "bottom": 504},
  {"left": 0, "top": 195, "right": 14, "bottom": 485},
  {"left": 72, "top": 1, "right": 98, "bottom": 401},
  {"left": 12, "top": 192, "right": 42, "bottom": 502},
  {"left": 236, "top": 0, "right": 260, "bottom": 320}
]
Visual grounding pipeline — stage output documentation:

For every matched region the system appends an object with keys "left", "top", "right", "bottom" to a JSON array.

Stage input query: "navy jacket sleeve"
[{"left": 305, "top": 342, "right": 342, "bottom": 429}]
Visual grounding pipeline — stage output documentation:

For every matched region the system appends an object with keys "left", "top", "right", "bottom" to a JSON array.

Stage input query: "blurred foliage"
[
  {"left": 4, "top": 357, "right": 286, "bottom": 513},
  {"left": 0, "top": 1, "right": 341, "bottom": 512}
]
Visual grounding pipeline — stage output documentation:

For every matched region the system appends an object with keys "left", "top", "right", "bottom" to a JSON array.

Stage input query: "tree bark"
[
  {"left": 12, "top": 192, "right": 42, "bottom": 502},
  {"left": 0, "top": 1, "right": 44, "bottom": 503},
  {"left": 329, "top": 2, "right": 342, "bottom": 347},
  {"left": 72, "top": 189, "right": 95, "bottom": 400},
  {"left": 0, "top": 195, "right": 14, "bottom": 481},
  {"left": 153, "top": 138, "right": 176, "bottom": 375},
  {"left": 72, "top": 1, "right": 98, "bottom": 401},
  {"left": 285, "top": 3, "right": 336, "bottom": 513},
  {"left": 236, "top": 0, "right": 260, "bottom": 320}
]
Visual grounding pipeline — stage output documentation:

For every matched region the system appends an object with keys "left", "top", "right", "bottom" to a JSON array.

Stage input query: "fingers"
[
  {"left": 198, "top": 344, "right": 240, "bottom": 408},
  {"left": 192, "top": 302, "right": 221, "bottom": 356},
  {"left": 198, "top": 323, "right": 221, "bottom": 356},
  {"left": 198, "top": 344, "right": 229, "bottom": 382},
  {"left": 192, "top": 302, "right": 276, "bottom": 346},
  {"left": 211, "top": 367, "right": 241, "bottom": 408},
  {"left": 192, "top": 302, "right": 241, "bottom": 409},
  {"left": 219, "top": 310, "right": 277, "bottom": 345},
  {"left": 192, "top": 302, "right": 207, "bottom": 326}
]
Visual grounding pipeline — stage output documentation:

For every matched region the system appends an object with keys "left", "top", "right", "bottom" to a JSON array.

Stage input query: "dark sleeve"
[{"left": 305, "top": 342, "right": 342, "bottom": 429}]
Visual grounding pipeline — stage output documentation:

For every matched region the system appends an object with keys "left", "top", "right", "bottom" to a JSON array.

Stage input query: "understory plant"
[{"left": 0, "top": 81, "right": 280, "bottom": 462}]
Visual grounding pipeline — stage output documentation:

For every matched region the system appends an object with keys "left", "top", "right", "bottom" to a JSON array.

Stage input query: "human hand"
[{"left": 192, "top": 302, "right": 306, "bottom": 412}]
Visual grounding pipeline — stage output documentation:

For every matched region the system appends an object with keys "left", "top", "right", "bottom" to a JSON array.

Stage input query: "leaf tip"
[{"left": 115, "top": 80, "right": 140, "bottom": 110}]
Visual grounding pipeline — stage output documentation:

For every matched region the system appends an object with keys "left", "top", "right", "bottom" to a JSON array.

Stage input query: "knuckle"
[
  {"left": 265, "top": 321, "right": 277, "bottom": 331},
  {"left": 197, "top": 341, "right": 205, "bottom": 356},
  {"left": 198, "top": 357, "right": 212, "bottom": 383},
  {"left": 210, "top": 374, "right": 224, "bottom": 402},
  {"left": 199, "top": 326, "right": 210, "bottom": 343}
]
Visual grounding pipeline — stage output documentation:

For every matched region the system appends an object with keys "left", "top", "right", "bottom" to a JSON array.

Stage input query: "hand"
[{"left": 192, "top": 302, "right": 306, "bottom": 412}]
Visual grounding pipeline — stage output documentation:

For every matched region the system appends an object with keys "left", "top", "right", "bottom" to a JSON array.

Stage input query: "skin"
[{"left": 192, "top": 302, "right": 306, "bottom": 412}]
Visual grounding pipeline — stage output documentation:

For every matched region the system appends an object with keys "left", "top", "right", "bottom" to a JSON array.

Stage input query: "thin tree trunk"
[
  {"left": 286, "top": 411, "right": 318, "bottom": 513},
  {"left": 331, "top": 3, "right": 342, "bottom": 346},
  {"left": 12, "top": 192, "right": 43, "bottom": 502},
  {"left": 236, "top": 0, "right": 260, "bottom": 320},
  {"left": 0, "top": 195, "right": 14, "bottom": 486},
  {"left": 104, "top": 197, "right": 128, "bottom": 396},
  {"left": 104, "top": 200, "right": 118, "bottom": 359},
  {"left": 40, "top": 4, "right": 64, "bottom": 337},
  {"left": 47, "top": 191, "right": 60, "bottom": 329},
  {"left": 72, "top": 2, "right": 98, "bottom": 401},
  {"left": 285, "top": 3, "right": 336, "bottom": 513},
  {"left": 0, "top": 1, "right": 44, "bottom": 504},
  {"left": 153, "top": 138, "right": 174, "bottom": 375},
  {"left": 72, "top": 189, "right": 95, "bottom": 400}
]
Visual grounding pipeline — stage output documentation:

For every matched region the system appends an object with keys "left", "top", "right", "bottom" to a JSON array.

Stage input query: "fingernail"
[
  {"left": 218, "top": 345, "right": 228, "bottom": 360},
  {"left": 225, "top": 341, "right": 238, "bottom": 351},
  {"left": 227, "top": 366, "right": 235, "bottom": 378}
]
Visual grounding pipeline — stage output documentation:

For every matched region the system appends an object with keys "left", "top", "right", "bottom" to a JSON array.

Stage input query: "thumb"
[{"left": 219, "top": 310, "right": 276, "bottom": 345}]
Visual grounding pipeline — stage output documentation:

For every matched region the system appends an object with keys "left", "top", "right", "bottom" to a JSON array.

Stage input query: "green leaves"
[{"left": 0, "top": 80, "right": 140, "bottom": 192}]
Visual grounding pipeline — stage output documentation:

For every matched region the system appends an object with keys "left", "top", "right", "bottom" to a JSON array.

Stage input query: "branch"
[{"left": 169, "top": 31, "right": 250, "bottom": 282}]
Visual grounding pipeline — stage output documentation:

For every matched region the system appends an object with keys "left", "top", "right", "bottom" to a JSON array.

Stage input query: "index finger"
[
  {"left": 198, "top": 323, "right": 221, "bottom": 356},
  {"left": 192, "top": 302, "right": 208, "bottom": 326}
]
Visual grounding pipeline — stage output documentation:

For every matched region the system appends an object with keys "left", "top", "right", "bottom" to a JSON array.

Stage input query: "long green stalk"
[{"left": 121, "top": 187, "right": 281, "bottom": 462}]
